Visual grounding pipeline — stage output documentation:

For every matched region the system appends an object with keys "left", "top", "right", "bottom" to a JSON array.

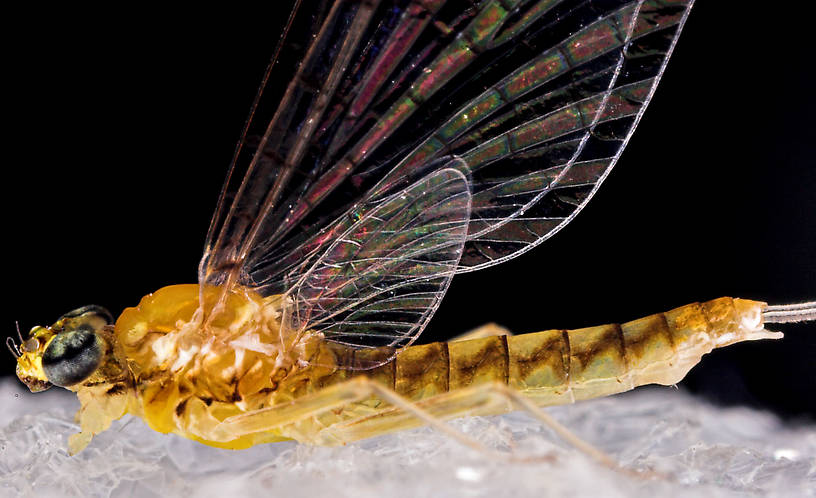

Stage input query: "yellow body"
[{"left": 66, "top": 284, "right": 777, "bottom": 453}]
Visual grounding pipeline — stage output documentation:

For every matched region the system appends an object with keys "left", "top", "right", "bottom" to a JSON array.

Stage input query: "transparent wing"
[
  {"left": 450, "top": 1, "right": 694, "bottom": 269},
  {"left": 199, "top": 0, "right": 693, "bottom": 298},
  {"left": 359, "top": 0, "right": 694, "bottom": 270},
  {"left": 199, "top": 0, "right": 363, "bottom": 291},
  {"left": 198, "top": 0, "right": 693, "bottom": 353},
  {"left": 282, "top": 166, "right": 471, "bottom": 367}
]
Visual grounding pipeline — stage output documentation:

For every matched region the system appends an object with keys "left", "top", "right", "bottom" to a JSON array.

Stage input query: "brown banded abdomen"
[{"left": 376, "top": 297, "right": 766, "bottom": 406}]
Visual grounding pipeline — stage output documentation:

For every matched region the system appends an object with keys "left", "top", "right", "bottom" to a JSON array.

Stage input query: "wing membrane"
[
  {"left": 283, "top": 166, "right": 471, "bottom": 366},
  {"left": 200, "top": 0, "right": 378, "bottom": 289},
  {"left": 198, "top": 0, "right": 693, "bottom": 355}
]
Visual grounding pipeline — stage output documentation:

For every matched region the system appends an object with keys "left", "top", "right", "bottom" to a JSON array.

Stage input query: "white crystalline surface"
[{"left": 1, "top": 378, "right": 814, "bottom": 498}]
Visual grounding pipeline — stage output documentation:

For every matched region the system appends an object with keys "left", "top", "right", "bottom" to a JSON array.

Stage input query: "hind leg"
[
  {"left": 319, "top": 381, "right": 652, "bottom": 475},
  {"left": 216, "top": 378, "right": 648, "bottom": 475}
]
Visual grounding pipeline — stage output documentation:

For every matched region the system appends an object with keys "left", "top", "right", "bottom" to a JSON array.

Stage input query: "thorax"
[{"left": 111, "top": 284, "right": 351, "bottom": 442}]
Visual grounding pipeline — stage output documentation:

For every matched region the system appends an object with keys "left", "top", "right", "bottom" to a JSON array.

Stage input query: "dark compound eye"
[{"left": 42, "top": 326, "right": 103, "bottom": 387}]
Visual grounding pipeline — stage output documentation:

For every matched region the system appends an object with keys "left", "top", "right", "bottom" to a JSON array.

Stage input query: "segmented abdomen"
[{"left": 381, "top": 297, "right": 775, "bottom": 405}]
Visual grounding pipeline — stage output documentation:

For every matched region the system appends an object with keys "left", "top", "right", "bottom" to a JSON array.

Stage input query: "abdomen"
[{"left": 386, "top": 297, "right": 778, "bottom": 406}]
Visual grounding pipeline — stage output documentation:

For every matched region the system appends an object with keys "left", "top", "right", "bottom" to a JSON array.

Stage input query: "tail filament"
[{"left": 764, "top": 301, "right": 816, "bottom": 324}]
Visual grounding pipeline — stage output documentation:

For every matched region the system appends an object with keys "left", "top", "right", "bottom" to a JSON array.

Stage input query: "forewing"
[
  {"left": 199, "top": 0, "right": 373, "bottom": 290},
  {"left": 368, "top": 0, "right": 695, "bottom": 269},
  {"left": 282, "top": 166, "right": 471, "bottom": 367},
  {"left": 200, "top": 0, "right": 693, "bottom": 305}
]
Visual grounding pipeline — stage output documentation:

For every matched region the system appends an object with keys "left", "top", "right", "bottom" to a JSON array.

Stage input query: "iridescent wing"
[
  {"left": 199, "top": 0, "right": 693, "bottom": 358},
  {"left": 282, "top": 165, "right": 471, "bottom": 365}
]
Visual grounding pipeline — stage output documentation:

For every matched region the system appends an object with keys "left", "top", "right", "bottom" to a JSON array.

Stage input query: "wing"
[
  {"left": 282, "top": 166, "right": 471, "bottom": 367},
  {"left": 200, "top": 0, "right": 693, "bottom": 293},
  {"left": 198, "top": 0, "right": 693, "bottom": 357}
]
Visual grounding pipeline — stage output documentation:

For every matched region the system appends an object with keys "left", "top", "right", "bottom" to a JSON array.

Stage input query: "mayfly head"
[{"left": 9, "top": 305, "right": 114, "bottom": 392}]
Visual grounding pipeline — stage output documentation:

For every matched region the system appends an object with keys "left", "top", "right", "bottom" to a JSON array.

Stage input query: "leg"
[
  {"left": 322, "top": 382, "right": 650, "bottom": 476},
  {"left": 450, "top": 323, "right": 513, "bottom": 342},
  {"left": 215, "top": 377, "right": 507, "bottom": 458},
  {"left": 218, "top": 378, "right": 649, "bottom": 476}
]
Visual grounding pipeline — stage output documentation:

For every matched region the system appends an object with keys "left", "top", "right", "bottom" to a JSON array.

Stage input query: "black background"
[{"left": 5, "top": 3, "right": 814, "bottom": 419}]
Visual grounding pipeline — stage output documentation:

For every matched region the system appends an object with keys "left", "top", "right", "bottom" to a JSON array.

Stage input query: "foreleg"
[{"left": 214, "top": 377, "right": 503, "bottom": 458}]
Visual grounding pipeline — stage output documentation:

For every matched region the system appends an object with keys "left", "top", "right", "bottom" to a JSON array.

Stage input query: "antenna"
[
  {"left": 6, "top": 321, "right": 25, "bottom": 358},
  {"left": 6, "top": 336, "right": 20, "bottom": 358}
]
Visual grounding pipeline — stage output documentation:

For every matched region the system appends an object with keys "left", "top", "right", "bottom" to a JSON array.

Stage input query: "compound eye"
[{"left": 42, "top": 326, "right": 103, "bottom": 387}]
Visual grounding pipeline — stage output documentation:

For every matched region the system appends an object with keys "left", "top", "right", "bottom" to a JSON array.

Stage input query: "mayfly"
[{"left": 9, "top": 0, "right": 815, "bottom": 463}]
